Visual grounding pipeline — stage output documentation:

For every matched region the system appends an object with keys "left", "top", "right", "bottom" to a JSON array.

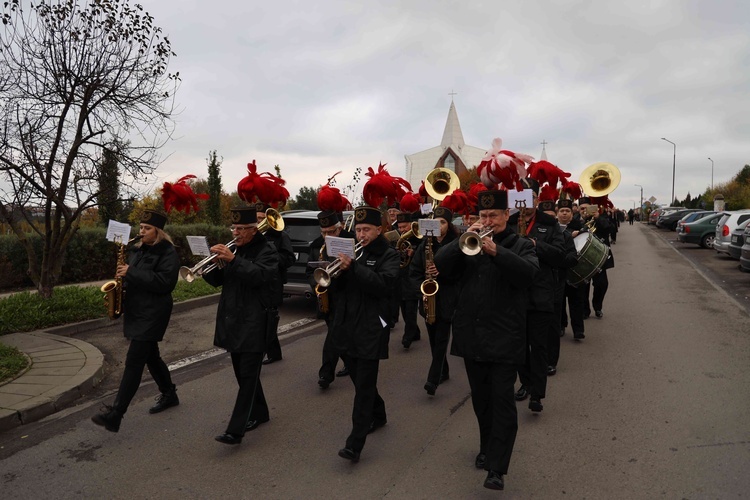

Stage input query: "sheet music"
[
  {"left": 325, "top": 235, "right": 356, "bottom": 259},
  {"left": 418, "top": 218, "right": 441, "bottom": 237},
  {"left": 186, "top": 236, "right": 212, "bottom": 256},
  {"left": 105, "top": 220, "right": 132, "bottom": 243}
]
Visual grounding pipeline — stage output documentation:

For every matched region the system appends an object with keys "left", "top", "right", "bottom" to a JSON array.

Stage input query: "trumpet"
[
  {"left": 179, "top": 238, "right": 237, "bottom": 282},
  {"left": 459, "top": 227, "right": 493, "bottom": 256},
  {"left": 257, "top": 208, "right": 285, "bottom": 233},
  {"left": 313, "top": 242, "right": 363, "bottom": 287},
  {"left": 396, "top": 221, "right": 423, "bottom": 268}
]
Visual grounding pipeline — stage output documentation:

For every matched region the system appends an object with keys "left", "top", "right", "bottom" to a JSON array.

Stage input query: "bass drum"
[{"left": 567, "top": 232, "right": 610, "bottom": 287}]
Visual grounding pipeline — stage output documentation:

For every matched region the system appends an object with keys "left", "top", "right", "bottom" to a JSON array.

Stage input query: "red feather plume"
[
  {"left": 362, "top": 163, "right": 412, "bottom": 208},
  {"left": 538, "top": 183, "right": 559, "bottom": 202},
  {"left": 237, "top": 160, "right": 290, "bottom": 208},
  {"left": 317, "top": 171, "right": 350, "bottom": 212},
  {"left": 527, "top": 160, "right": 571, "bottom": 187},
  {"left": 560, "top": 179, "right": 583, "bottom": 200},
  {"left": 399, "top": 192, "right": 421, "bottom": 213},
  {"left": 162, "top": 174, "right": 209, "bottom": 214},
  {"left": 441, "top": 188, "right": 469, "bottom": 215},
  {"left": 467, "top": 182, "right": 488, "bottom": 211},
  {"left": 477, "top": 138, "right": 534, "bottom": 190}
]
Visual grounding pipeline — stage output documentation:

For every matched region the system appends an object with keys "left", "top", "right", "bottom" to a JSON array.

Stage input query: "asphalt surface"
[{"left": 1, "top": 222, "right": 749, "bottom": 499}]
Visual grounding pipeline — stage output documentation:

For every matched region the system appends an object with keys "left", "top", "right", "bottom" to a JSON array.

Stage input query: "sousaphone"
[{"left": 579, "top": 162, "right": 621, "bottom": 197}]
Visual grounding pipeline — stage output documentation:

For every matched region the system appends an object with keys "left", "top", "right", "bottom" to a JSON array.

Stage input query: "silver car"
[{"left": 714, "top": 210, "right": 750, "bottom": 256}]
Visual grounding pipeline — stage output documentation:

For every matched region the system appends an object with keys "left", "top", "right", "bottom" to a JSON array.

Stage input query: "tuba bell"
[
  {"left": 425, "top": 167, "right": 461, "bottom": 208},
  {"left": 579, "top": 162, "right": 621, "bottom": 197}
]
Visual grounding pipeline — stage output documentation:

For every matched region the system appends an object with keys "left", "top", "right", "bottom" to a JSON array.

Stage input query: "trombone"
[
  {"left": 179, "top": 238, "right": 237, "bottom": 282},
  {"left": 313, "top": 242, "right": 363, "bottom": 287},
  {"left": 459, "top": 227, "right": 493, "bottom": 256}
]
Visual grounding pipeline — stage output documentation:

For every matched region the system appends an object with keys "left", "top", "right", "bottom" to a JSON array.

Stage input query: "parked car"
[
  {"left": 676, "top": 211, "right": 716, "bottom": 233},
  {"left": 714, "top": 210, "right": 750, "bottom": 257},
  {"left": 677, "top": 212, "right": 726, "bottom": 248},
  {"left": 280, "top": 209, "right": 352, "bottom": 299},
  {"left": 656, "top": 208, "right": 703, "bottom": 231},
  {"left": 727, "top": 219, "right": 750, "bottom": 260},
  {"left": 649, "top": 207, "right": 680, "bottom": 225},
  {"left": 740, "top": 223, "right": 750, "bottom": 272}
]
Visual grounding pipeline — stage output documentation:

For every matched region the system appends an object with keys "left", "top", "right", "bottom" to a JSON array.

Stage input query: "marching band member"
[
  {"left": 205, "top": 207, "right": 280, "bottom": 445},
  {"left": 557, "top": 198, "right": 586, "bottom": 340},
  {"left": 308, "top": 210, "right": 353, "bottom": 388},
  {"left": 92, "top": 209, "right": 180, "bottom": 432},
  {"left": 331, "top": 205, "right": 400, "bottom": 463},
  {"left": 255, "top": 201, "right": 296, "bottom": 365},
  {"left": 395, "top": 211, "right": 422, "bottom": 349},
  {"left": 578, "top": 196, "right": 615, "bottom": 319},
  {"left": 512, "top": 178, "right": 566, "bottom": 413},
  {"left": 409, "top": 206, "right": 459, "bottom": 395},
  {"left": 434, "top": 189, "right": 538, "bottom": 490}
]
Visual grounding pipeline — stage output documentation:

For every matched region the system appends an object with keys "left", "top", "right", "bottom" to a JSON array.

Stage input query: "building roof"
[{"left": 404, "top": 100, "right": 486, "bottom": 188}]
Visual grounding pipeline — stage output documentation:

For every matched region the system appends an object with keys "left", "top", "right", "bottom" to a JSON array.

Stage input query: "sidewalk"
[{"left": 0, "top": 331, "right": 104, "bottom": 431}]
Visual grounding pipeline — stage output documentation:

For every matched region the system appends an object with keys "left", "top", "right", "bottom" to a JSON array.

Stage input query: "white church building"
[{"left": 404, "top": 100, "right": 487, "bottom": 188}]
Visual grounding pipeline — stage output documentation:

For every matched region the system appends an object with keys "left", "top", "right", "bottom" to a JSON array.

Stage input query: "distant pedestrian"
[
  {"left": 627, "top": 209, "right": 635, "bottom": 225},
  {"left": 92, "top": 210, "right": 180, "bottom": 433}
]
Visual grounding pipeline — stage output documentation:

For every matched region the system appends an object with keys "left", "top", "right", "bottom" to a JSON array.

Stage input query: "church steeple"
[
  {"left": 539, "top": 139, "right": 548, "bottom": 161},
  {"left": 440, "top": 100, "right": 465, "bottom": 153}
]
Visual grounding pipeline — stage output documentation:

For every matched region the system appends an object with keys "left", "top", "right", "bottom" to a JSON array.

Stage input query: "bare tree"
[{"left": 0, "top": 0, "right": 179, "bottom": 297}]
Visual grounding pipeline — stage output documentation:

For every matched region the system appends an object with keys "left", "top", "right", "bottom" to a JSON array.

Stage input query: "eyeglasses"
[{"left": 229, "top": 226, "right": 254, "bottom": 232}]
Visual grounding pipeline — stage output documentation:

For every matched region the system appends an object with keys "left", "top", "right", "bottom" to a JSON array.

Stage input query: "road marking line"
[{"left": 167, "top": 317, "right": 320, "bottom": 371}]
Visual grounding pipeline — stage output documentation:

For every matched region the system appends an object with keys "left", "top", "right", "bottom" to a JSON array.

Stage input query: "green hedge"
[
  {"left": 0, "top": 279, "right": 220, "bottom": 336},
  {"left": 0, "top": 224, "right": 233, "bottom": 292}
]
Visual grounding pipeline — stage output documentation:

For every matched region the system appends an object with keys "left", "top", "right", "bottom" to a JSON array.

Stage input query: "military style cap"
[
  {"left": 578, "top": 196, "right": 591, "bottom": 205},
  {"left": 354, "top": 206, "right": 383, "bottom": 227},
  {"left": 538, "top": 200, "right": 555, "bottom": 212},
  {"left": 231, "top": 207, "right": 258, "bottom": 225},
  {"left": 141, "top": 210, "right": 167, "bottom": 230},
  {"left": 520, "top": 177, "right": 540, "bottom": 194},
  {"left": 254, "top": 201, "right": 270, "bottom": 213},
  {"left": 396, "top": 213, "right": 410, "bottom": 223},
  {"left": 318, "top": 210, "right": 338, "bottom": 228},
  {"left": 433, "top": 206, "right": 453, "bottom": 222},
  {"left": 558, "top": 198, "right": 574, "bottom": 209},
  {"left": 477, "top": 190, "right": 509, "bottom": 211}
]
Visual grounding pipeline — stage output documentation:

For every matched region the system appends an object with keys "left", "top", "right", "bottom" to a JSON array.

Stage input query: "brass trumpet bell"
[
  {"left": 258, "top": 208, "right": 285, "bottom": 233},
  {"left": 579, "top": 162, "right": 621, "bottom": 197},
  {"left": 425, "top": 168, "right": 461, "bottom": 201}
]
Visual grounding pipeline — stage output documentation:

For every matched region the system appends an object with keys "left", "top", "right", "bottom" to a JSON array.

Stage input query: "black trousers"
[
  {"left": 561, "top": 283, "right": 585, "bottom": 335},
  {"left": 583, "top": 269, "right": 609, "bottom": 315},
  {"left": 548, "top": 284, "right": 565, "bottom": 368},
  {"left": 342, "top": 355, "right": 386, "bottom": 453},
  {"left": 425, "top": 319, "right": 450, "bottom": 385},
  {"left": 518, "top": 311, "right": 553, "bottom": 399},
  {"left": 114, "top": 339, "right": 174, "bottom": 414},
  {"left": 401, "top": 298, "right": 421, "bottom": 343},
  {"left": 464, "top": 359, "right": 518, "bottom": 474},
  {"left": 319, "top": 319, "right": 343, "bottom": 383},
  {"left": 226, "top": 351, "right": 268, "bottom": 436},
  {"left": 265, "top": 308, "right": 282, "bottom": 360}
]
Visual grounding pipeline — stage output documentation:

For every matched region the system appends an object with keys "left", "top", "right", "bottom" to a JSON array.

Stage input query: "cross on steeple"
[
  {"left": 541, "top": 139, "right": 548, "bottom": 148},
  {"left": 448, "top": 89, "right": 457, "bottom": 100}
]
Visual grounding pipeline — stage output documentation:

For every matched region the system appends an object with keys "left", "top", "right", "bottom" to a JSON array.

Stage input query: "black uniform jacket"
[
  {"left": 265, "top": 228, "right": 296, "bottom": 305},
  {"left": 434, "top": 228, "right": 539, "bottom": 365},
  {"left": 329, "top": 235, "right": 400, "bottom": 360},
  {"left": 409, "top": 229, "right": 459, "bottom": 322},
  {"left": 123, "top": 240, "right": 180, "bottom": 342},
  {"left": 512, "top": 210, "right": 567, "bottom": 312},
  {"left": 396, "top": 233, "right": 422, "bottom": 300},
  {"left": 557, "top": 225, "right": 579, "bottom": 289},
  {"left": 203, "top": 233, "right": 280, "bottom": 353}
]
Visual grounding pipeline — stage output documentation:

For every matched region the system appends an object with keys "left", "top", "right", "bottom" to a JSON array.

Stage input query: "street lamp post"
[
  {"left": 661, "top": 137, "right": 676, "bottom": 205},
  {"left": 708, "top": 157, "right": 714, "bottom": 190},
  {"left": 634, "top": 184, "right": 643, "bottom": 214}
]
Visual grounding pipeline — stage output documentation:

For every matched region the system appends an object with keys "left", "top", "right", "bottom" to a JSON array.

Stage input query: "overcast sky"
[{"left": 136, "top": 0, "right": 749, "bottom": 210}]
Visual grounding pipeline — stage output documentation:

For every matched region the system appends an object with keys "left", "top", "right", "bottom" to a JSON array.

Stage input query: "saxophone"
[
  {"left": 315, "top": 243, "right": 330, "bottom": 314},
  {"left": 101, "top": 236, "right": 140, "bottom": 320},
  {"left": 420, "top": 235, "right": 438, "bottom": 325}
]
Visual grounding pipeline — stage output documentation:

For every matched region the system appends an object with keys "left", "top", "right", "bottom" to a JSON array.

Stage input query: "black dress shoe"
[
  {"left": 368, "top": 419, "right": 387, "bottom": 434},
  {"left": 424, "top": 382, "right": 437, "bottom": 396},
  {"left": 91, "top": 406, "right": 123, "bottom": 433},
  {"left": 215, "top": 432, "right": 242, "bottom": 445},
  {"left": 547, "top": 365, "right": 557, "bottom": 376},
  {"left": 318, "top": 377, "right": 331, "bottom": 389},
  {"left": 595, "top": 310, "right": 603, "bottom": 318},
  {"left": 574, "top": 331, "right": 585, "bottom": 340},
  {"left": 338, "top": 447, "right": 360, "bottom": 462},
  {"left": 484, "top": 471, "right": 504, "bottom": 490},
  {"left": 262, "top": 356, "right": 281, "bottom": 365},
  {"left": 529, "top": 397, "right": 543, "bottom": 412},
  {"left": 335, "top": 367, "right": 349, "bottom": 377},
  {"left": 149, "top": 390, "right": 179, "bottom": 414},
  {"left": 475, "top": 452, "right": 486, "bottom": 469},
  {"left": 245, "top": 417, "right": 269, "bottom": 431},
  {"left": 401, "top": 339, "right": 412, "bottom": 349},
  {"left": 514, "top": 386, "right": 529, "bottom": 401}
]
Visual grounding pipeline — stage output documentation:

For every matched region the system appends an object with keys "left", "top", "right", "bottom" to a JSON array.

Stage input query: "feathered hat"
[
  {"left": 237, "top": 160, "right": 290, "bottom": 208},
  {"left": 316, "top": 171, "right": 351, "bottom": 213},
  {"left": 477, "top": 138, "right": 534, "bottom": 190},
  {"left": 356, "top": 163, "right": 412, "bottom": 227},
  {"left": 161, "top": 174, "right": 209, "bottom": 214}
]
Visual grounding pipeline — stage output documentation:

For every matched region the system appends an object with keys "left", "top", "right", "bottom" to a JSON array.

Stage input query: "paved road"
[{"left": 1, "top": 223, "right": 749, "bottom": 498}]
